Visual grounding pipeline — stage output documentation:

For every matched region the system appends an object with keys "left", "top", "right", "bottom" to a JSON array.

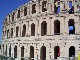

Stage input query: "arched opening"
[
  {"left": 11, "top": 28, "right": 13, "bottom": 38},
  {"left": 22, "top": 24, "right": 26, "bottom": 37},
  {"left": 54, "top": 46, "right": 60, "bottom": 59},
  {"left": 5, "top": 45, "right": 7, "bottom": 56},
  {"left": 68, "top": 1, "right": 74, "bottom": 14},
  {"left": 9, "top": 45, "right": 11, "bottom": 57},
  {"left": 16, "top": 26, "right": 19, "bottom": 37},
  {"left": 68, "top": 19, "right": 75, "bottom": 35},
  {"left": 7, "top": 29, "right": 9, "bottom": 38},
  {"left": 40, "top": 46, "right": 46, "bottom": 60},
  {"left": 21, "top": 46, "right": 24, "bottom": 60},
  {"left": 32, "top": 4, "right": 36, "bottom": 14},
  {"left": 41, "top": 21, "right": 47, "bottom": 36},
  {"left": 3, "top": 45, "right": 4, "bottom": 55},
  {"left": 54, "top": 0, "right": 60, "bottom": 13},
  {"left": 42, "top": 1, "right": 47, "bottom": 12},
  {"left": 12, "top": 12, "right": 15, "bottom": 22},
  {"left": 69, "top": 46, "right": 75, "bottom": 57},
  {"left": 54, "top": 20, "right": 60, "bottom": 35},
  {"left": 31, "top": 23, "right": 35, "bottom": 36},
  {"left": 24, "top": 7, "right": 27, "bottom": 16},
  {"left": 57, "top": 6, "right": 60, "bottom": 13},
  {"left": 17, "top": 9, "right": 20, "bottom": 18},
  {"left": 14, "top": 46, "right": 17, "bottom": 58},
  {"left": 30, "top": 46, "right": 34, "bottom": 60}
]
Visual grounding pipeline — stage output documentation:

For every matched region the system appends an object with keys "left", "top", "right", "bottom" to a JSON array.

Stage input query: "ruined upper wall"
[{"left": 3, "top": 0, "right": 80, "bottom": 27}]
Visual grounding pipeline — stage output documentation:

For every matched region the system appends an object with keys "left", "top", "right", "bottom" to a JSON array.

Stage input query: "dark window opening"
[
  {"left": 42, "top": 1, "right": 47, "bottom": 12},
  {"left": 11, "top": 28, "right": 13, "bottom": 38},
  {"left": 30, "top": 46, "right": 34, "bottom": 60},
  {"left": 24, "top": 7, "right": 27, "bottom": 16},
  {"left": 3, "top": 45, "right": 4, "bottom": 55},
  {"left": 41, "top": 21, "right": 47, "bottom": 36},
  {"left": 9, "top": 45, "right": 11, "bottom": 57},
  {"left": 5, "top": 45, "right": 7, "bottom": 56},
  {"left": 22, "top": 24, "right": 26, "bottom": 37},
  {"left": 68, "top": 19, "right": 75, "bottom": 35},
  {"left": 40, "top": 46, "right": 46, "bottom": 60},
  {"left": 68, "top": 1, "right": 74, "bottom": 14},
  {"left": 54, "top": 46, "right": 60, "bottom": 59},
  {"left": 31, "top": 23, "right": 35, "bottom": 36},
  {"left": 7, "top": 29, "right": 9, "bottom": 38},
  {"left": 54, "top": 20, "right": 60, "bottom": 35},
  {"left": 21, "top": 46, "right": 24, "bottom": 60},
  {"left": 54, "top": 0, "right": 60, "bottom": 13},
  {"left": 14, "top": 46, "right": 17, "bottom": 58},
  {"left": 16, "top": 26, "right": 19, "bottom": 37},
  {"left": 12, "top": 12, "right": 15, "bottom": 22},
  {"left": 9, "top": 15, "right": 10, "bottom": 23},
  {"left": 32, "top": 4, "right": 36, "bottom": 14},
  {"left": 69, "top": 46, "right": 75, "bottom": 57},
  {"left": 17, "top": 10, "right": 20, "bottom": 18}
]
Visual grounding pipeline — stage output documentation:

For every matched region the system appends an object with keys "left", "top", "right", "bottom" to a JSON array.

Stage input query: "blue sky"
[{"left": 0, "top": 0, "right": 29, "bottom": 41}]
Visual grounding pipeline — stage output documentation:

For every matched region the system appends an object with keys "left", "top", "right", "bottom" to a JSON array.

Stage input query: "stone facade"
[{"left": 1, "top": 0, "right": 80, "bottom": 60}]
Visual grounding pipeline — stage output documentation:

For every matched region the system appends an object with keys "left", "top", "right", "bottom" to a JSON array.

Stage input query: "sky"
[{"left": 0, "top": 0, "right": 30, "bottom": 41}]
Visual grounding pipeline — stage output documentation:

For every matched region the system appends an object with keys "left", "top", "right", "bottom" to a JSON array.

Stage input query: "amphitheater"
[{"left": 1, "top": 0, "right": 80, "bottom": 60}]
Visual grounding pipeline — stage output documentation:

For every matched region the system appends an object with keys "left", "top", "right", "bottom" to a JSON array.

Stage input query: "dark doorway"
[
  {"left": 21, "top": 46, "right": 24, "bottom": 60},
  {"left": 69, "top": 46, "right": 75, "bottom": 57},
  {"left": 30, "top": 46, "right": 34, "bottom": 60},
  {"left": 54, "top": 20, "right": 60, "bottom": 35},
  {"left": 41, "top": 21, "right": 47, "bottom": 36},
  {"left": 68, "top": 19, "right": 75, "bottom": 35},
  {"left": 31, "top": 23, "right": 35, "bottom": 36},
  {"left": 22, "top": 24, "right": 26, "bottom": 37},
  {"left": 54, "top": 46, "right": 60, "bottom": 59},
  {"left": 40, "top": 46, "right": 46, "bottom": 60},
  {"left": 9, "top": 45, "right": 11, "bottom": 57},
  {"left": 14, "top": 46, "right": 17, "bottom": 58}
]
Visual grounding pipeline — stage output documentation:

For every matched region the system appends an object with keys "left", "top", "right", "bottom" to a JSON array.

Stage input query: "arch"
[
  {"left": 3, "top": 45, "right": 4, "bottom": 55},
  {"left": 9, "top": 45, "right": 11, "bottom": 57},
  {"left": 68, "top": 19, "right": 75, "bottom": 34},
  {"left": 12, "top": 12, "right": 15, "bottom": 22},
  {"left": 69, "top": 46, "right": 75, "bottom": 57},
  {"left": 41, "top": 21, "right": 47, "bottom": 36},
  {"left": 54, "top": 46, "right": 60, "bottom": 59},
  {"left": 24, "top": 7, "right": 27, "bottom": 16},
  {"left": 32, "top": 4, "right": 36, "bottom": 14},
  {"left": 22, "top": 24, "right": 26, "bottom": 37},
  {"left": 5, "top": 45, "right": 7, "bottom": 56},
  {"left": 17, "top": 9, "right": 20, "bottom": 18},
  {"left": 54, "top": 0, "right": 60, "bottom": 13},
  {"left": 7, "top": 29, "right": 9, "bottom": 38},
  {"left": 40, "top": 46, "right": 46, "bottom": 60},
  {"left": 11, "top": 28, "right": 13, "bottom": 38},
  {"left": 21, "top": 46, "right": 24, "bottom": 60},
  {"left": 68, "top": 1, "right": 74, "bottom": 14},
  {"left": 16, "top": 26, "right": 19, "bottom": 37},
  {"left": 31, "top": 23, "right": 35, "bottom": 36},
  {"left": 14, "top": 45, "right": 17, "bottom": 58},
  {"left": 42, "top": 1, "right": 47, "bottom": 12},
  {"left": 30, "top": 46, "right": 34, "bottom": 60},
  {"left": 54, "top": 20, "right": 60, "bottom": 35}
]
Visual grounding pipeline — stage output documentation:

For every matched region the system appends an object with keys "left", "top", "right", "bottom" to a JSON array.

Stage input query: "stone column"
[
  {"left": 7, "top": 45, "right": 9, "bottom": 57},
  {"left": 11, "top": 45, "right": 14, "bottom": 58},
  {"left": 17, "top": 45, "right": 21, "bottom": 60}
]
